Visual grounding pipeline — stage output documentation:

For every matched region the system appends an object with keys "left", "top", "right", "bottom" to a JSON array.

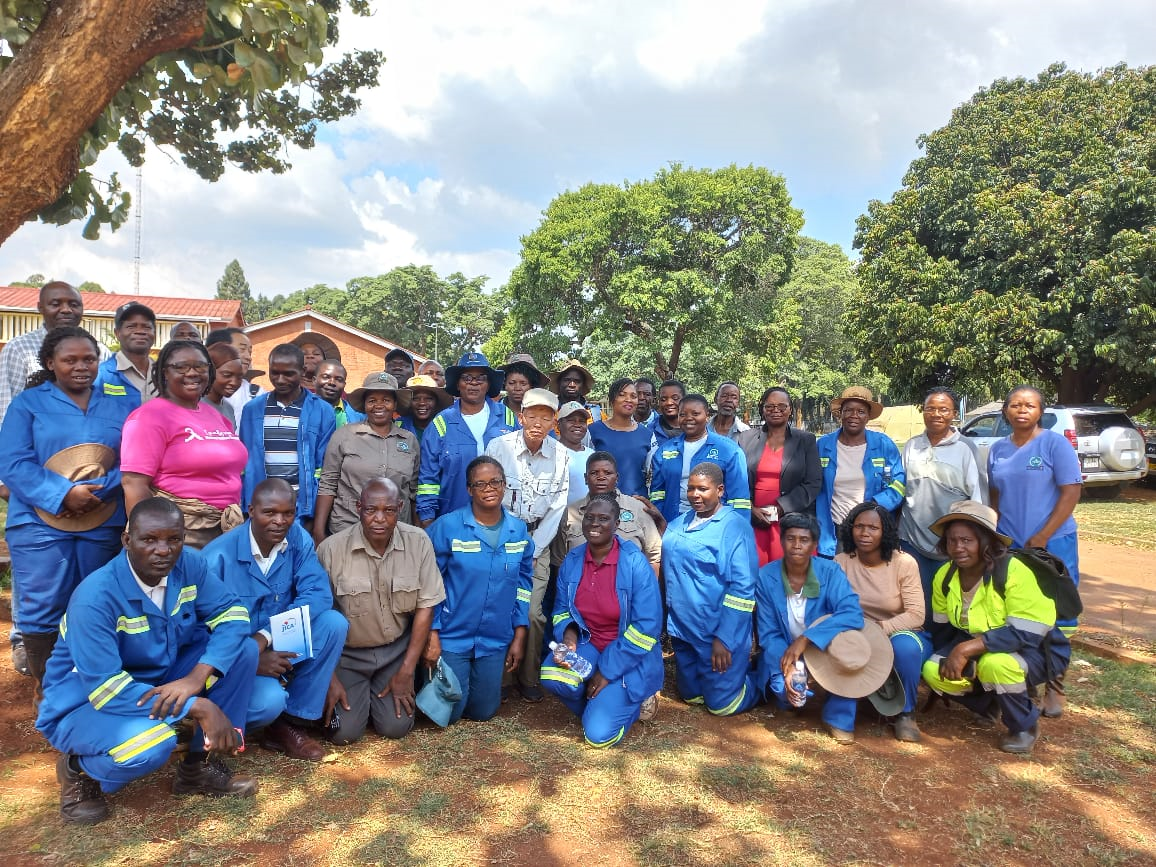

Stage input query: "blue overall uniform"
[
  {"left": 756, "top": 557, "right": 865, "bottom": 732},
  {"left": 0, "top": 382, "right": 135, "bottom": 633},
  {"left": 661, "top": 505, "right": 760, "bottom": 715},
  {"left": 93, "top": 357, "right": 144, "bottom": 403},
  {"left": 201, "top": 521, "right": 349, "bottom": 728},
  {"left": 815, "top": 429, "right": 906, "bottom": 557},
  {"left": 416, "top": 399, "right": 518, "bottom": 522},
  {"left": 648, "top": 432, "right": 751, "bottom": 523},
  {"left": 36, "top": 550, "right": 254, "bottom": 793},
  {"left": 542, "top": 538, "right": 663, "bottom": 747},
  {"left": 427, "top": 506, "right": 534, "bottom": 723}
]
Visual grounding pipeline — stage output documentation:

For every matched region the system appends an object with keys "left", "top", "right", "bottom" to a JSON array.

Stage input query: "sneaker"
[
  {"left": 173, "top": 756, "right": 258, "bottom": 798},
  {"left": 57, "top": 754, "right": 108, "bottom": 824},
  {"left": 11, "top": 641, "right": 29, "bottom": 677},
  {"left": 639, "top": 693, "right": 659, "bottom": 722}
]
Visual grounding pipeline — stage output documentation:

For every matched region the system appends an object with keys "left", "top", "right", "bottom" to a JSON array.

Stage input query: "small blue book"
[{"left": 271, "top": 604, "right": 313, "bottom": 663}]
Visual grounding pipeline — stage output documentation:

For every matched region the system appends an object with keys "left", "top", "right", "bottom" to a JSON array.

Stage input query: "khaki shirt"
[
  {"left": 317, "top": 521, "right": 445, "bottom": 648},
  {"left": 318, "top": 423, "right": 420, "bottom": 530},
  {"left": 552, "top": 492, "right": 662, "bottom": 572},
  {"left": 114, "top": 351, "right": 157, "bottom": 402}
]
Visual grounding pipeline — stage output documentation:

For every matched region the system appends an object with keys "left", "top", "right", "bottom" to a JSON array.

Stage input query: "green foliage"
[
  {"left": 0, "top": 1, "right": 383, "bottom": 238},
  {"left": 853, "top": 63, "right": 1156, "bottom": 409},
  {"left": 9, "top": 273, "right": 45, "bottom": 287},
  {"left": 77, "top": 281, "right": 105, "bottom": 293},
  {"left": 502, "top": 162, "right": 804, "bottom": 391},
  {"left": 216, "top": 258, "right": 252, "bottom": 301},
  {"left": 238, "top": 265, "right": 508, "bottom": 359}
]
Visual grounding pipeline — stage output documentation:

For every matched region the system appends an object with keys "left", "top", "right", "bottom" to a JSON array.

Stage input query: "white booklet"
[{"left": 270, "top": 604, "right": 313, "bottom": 663}]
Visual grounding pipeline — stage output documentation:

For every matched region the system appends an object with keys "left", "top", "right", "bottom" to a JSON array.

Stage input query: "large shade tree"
[
  {"left": 852, "top": 63, "right": 1156, "bottom": 413},
  {"left": 496, "top": 163, "right": 804, "bottom": 383},
  {"left": 0, "top": 0, "right": 382, "bottom": 242}
]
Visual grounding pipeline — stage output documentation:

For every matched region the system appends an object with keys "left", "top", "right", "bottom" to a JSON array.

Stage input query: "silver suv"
[{"left": 961, "top": 405, "right": 1147, "bottom": 497}]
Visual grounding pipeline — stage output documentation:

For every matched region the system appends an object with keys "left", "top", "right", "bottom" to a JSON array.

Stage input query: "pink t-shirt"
[{"left": 121, "top": 399, "right": 248, "bottom": 508}]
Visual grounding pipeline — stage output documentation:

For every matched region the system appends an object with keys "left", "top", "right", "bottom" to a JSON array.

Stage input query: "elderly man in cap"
[
  {"left": 318, "top": 478, "right": 445, "bottom": 743},
  {"left": 385, "top": 347, "right": 415, "bottom": 385},
  {"left": 416, "top": 352, "right": 518, "bottom": 527},
  {"left": 485, "top": 388, "right": 570, "bottom": 702},
  {"left": 37, "top": 497, "right": 257, "bottom": 824},
  {"left": 95, "top": 302, "right": 157, "bottom": 403},
  {"left": 550, "top": 358, "right": 602, "bottom": 424}
]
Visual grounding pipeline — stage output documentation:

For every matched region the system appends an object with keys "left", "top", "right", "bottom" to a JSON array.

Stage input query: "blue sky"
[{"left": 2, "top": 0, "right": 1155, "bottom": 299}]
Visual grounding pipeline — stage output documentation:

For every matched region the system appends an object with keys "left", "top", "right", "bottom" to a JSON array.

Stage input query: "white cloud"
[{"left": 3, "top": 0, "right": 1155, "bottom": 302}]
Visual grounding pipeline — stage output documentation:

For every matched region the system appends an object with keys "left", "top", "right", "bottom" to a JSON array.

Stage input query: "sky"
[{"left": 2, "top": 0, "right": 1155, "bottom": 300}]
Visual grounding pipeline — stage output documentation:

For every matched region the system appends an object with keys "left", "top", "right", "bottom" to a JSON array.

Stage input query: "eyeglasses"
[
  {"left": 762, "top": 403, "right": 790, "bottom": 413},
  {"left": 469, "top": 479, "right": 506, "bottom": 491},
  {"left": 166, "top": 362, "right": 209, "bottom": 375},
  {"left": 459, "top": 374, "right": 489, "bottom": 385}
]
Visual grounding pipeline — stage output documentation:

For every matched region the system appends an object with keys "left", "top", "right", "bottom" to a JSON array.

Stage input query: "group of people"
[{"left": 0, "top": 281, "right": 1080, "bottom": 825}]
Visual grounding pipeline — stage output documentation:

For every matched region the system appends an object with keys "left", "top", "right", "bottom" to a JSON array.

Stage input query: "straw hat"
[
  {"left": 347, "top": 372, "right": 412, "bottom": 414},
  {"left": 929, "top": 500, "right": 1012, "bottom": 547},
  {"left": 830, "top": 386, "right": 883, "bottom": 420},
  {"left": 36, "top": 443, "right": 118, "bottom": 532},
  {"left": 289, "top": 332, "right": 341, "bottom": 362},
  {"left": 804, "top": 615, "right": 894, "bottom": 698},
  {"left": 500, "top": 352, "right": 546, "bottom": 389},
  {"left": 549, "top": 358, "right": 595, "bottom": 395},
  {"left": 405, "top": 374, "right": 453, "bottom": 412}
]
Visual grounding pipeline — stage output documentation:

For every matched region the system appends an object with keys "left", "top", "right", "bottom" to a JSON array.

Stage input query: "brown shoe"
[
  {"left": 57, "top": 754, "right": 109, "bottom": 824},
  {"left": 261, "top": 719, "right": 325, "bottom": 762},
  {"left": 827, "top": 725, "right": 855, "bottom": 745},
  {"left": 173, "top": 756, "right": 258, "bottom": 797},
  {"left": 1041, "top": 682, "right": 1065, "bottom": 719}
]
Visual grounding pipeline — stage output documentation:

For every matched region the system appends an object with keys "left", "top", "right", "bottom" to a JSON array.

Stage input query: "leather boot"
[
  {"left": 21, "top": 631, "right": 58, "bottom": 710},
  {"left": 999, "top": 723, "right": 1039, "bottom": 754},
  {"left": 1041, "top": 676, "right": 1065, "bottom": 719},
  {"left": 57, "top": 754, "right": 109, "bottom": 824}
]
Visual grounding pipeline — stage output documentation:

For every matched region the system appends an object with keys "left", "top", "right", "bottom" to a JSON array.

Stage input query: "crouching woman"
[
  {"left": 921, "top": 501, "right": 1071, "bottom": 754},
  {"left": 542, "top": 494, "right": 663, "bottom": 747}
]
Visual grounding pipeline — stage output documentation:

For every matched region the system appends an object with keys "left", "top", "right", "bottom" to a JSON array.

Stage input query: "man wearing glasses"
[
  {"left": 416, "top": 352, "right": 518, "bottom": 527},
  {"left": 484, "top": 388, "right": 570, "bottom": 702},
  {"left": 318, "top": 478, "right": 445, "bottom": 743}
]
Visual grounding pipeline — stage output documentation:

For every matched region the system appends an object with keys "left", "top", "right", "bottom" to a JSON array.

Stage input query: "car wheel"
[{"left": 1097, "top": 426, "right": 1145, "bottom": 472}]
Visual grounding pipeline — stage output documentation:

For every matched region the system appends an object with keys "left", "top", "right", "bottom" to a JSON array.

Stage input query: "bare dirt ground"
[{"left": 1, "top": 538, "right": 1154, "bottom": 866}]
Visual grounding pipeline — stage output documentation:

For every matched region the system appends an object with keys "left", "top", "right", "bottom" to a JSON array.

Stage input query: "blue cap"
[{"left": 415, "top": 658, "right": 464, "bottom": 727}]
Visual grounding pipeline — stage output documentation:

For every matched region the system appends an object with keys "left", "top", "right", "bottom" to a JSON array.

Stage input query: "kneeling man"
[
  {"left": 202, "top": 479, "right": 348, "bottom": 761},
  {"left": 318, "top": 478, "right": 444, "bottom": 743},
  {"left": 37, "top": 498, "right": 256, "bottom": 824}
]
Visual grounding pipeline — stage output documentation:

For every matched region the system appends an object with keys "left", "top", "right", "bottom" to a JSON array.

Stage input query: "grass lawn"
[{"left": 1074, "top": 484, "right": 1156, "bottom": 550}]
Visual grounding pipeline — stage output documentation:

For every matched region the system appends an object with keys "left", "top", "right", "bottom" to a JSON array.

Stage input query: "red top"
[
  {"left": 754, "top": 445, "right": 784, "bottom": 508},
  {"left": 574, "top": 538, "right": 622, "bottom": 651}
]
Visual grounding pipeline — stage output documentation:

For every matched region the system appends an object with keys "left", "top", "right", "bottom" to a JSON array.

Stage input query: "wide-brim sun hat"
[
  {"left": 929, "top": 499, "right": 1013, "bottom": 547},
  {"left": 405, "top": 374, "right": 453, "bottom": 412},
  {"left": 804, "top": 615, "right": 894, "bottom": 699},
  {"left": 36, "top": 443, "right": 118, "bottom": 532},
  {"left": 347, "top": 371, "right": 412, "bottom": 415},
  {"left": 548, "top": 358, "right": 595, "bottom": 396},
  {"left": 830, "top": 386, "right": 883, "bottom": 420},
  {"left": 445, "top": 352, "right": 504, "bottom": 399},
  {"left": 500, "top": 353, "right": 546, "bottom": 389},
  {"left": 289, "top": 331, "right": 341, "bottom": 362},
  {"left": 866, "top": 668, "right": 906, "bottom": 716}
]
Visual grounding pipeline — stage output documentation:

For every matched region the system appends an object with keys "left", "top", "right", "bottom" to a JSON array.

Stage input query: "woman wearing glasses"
[
  {"left": 897, "top": 387, "right": 985, "bottom": 626},
  {"left": 423, "top": 456, "right": 535, "bottom": 723},
  {"left": 736, "top": 387, "right": 821, "bottom": 565},
  {"left": 121, "top": 340, "right": 248, "bottom": 548},
  {"left": 814, "top": 387, "right": 905, "bottom": 558}
]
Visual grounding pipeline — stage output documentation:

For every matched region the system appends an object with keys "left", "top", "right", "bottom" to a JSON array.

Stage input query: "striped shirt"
[{"left": 263, "top": 391, "right": 305, "bottom": 489}]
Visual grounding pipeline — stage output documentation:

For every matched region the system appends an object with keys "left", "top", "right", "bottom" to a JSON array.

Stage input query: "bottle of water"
[
  {"left": 788, "top": 660, "right": 809, "bottom": 707},
  {"left": 549, "top": 641, "right": 593, "bottom": 680}
]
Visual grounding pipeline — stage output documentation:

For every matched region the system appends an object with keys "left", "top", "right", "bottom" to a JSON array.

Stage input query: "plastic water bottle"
[
  {"left": 788, "top": 660, "right": 809, "bottom": 708},
  {"left": 549, "top": 641, "right": 593, "bottom": 680}
]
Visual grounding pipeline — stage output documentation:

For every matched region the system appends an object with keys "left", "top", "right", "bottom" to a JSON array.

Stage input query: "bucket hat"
[
  {"left": 445, "top": 352, "right": 504, "bottom": 399},
  {"left": 415, "top": 658, "right": 463, "bottom": 727},
  {"left": 347, "top": 372, "right": 412, "bottom": 414},
  {"left": 549, "top": 359, "right": 595, "bottom": 396}
]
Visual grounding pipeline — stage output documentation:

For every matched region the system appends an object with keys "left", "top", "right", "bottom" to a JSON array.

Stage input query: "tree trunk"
[
  {"left": 1056, "top": 364, "right": 1102, "bottom": 405},
  {"left": 0, "top": 0, "right": 206, "bottom": 243}
]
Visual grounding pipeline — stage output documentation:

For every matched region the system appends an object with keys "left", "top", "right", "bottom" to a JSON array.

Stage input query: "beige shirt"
[
  {"left": 552, "top": 492, "right": 662, "bottom": 571},
  {"left": 835, "top": 550, "right": 925, "bottom": 635},
  {"left": 114, "top": 351, "right": 157, "bottom": 402},
  {"left": 317, "top": 521, "right": 445, "bottom": 648},
  {"left": 318, "top": 423, "right": 420, "bottom": 530}
]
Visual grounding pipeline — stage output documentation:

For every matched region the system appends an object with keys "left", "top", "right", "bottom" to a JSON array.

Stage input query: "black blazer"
[{"left": 736, "top": 424, "right": 821, "bottom": 515}]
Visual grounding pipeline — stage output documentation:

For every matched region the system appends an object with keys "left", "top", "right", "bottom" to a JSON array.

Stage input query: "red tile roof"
[{"left": 0, "top": 286, "right": 244, "bottom": 324}]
